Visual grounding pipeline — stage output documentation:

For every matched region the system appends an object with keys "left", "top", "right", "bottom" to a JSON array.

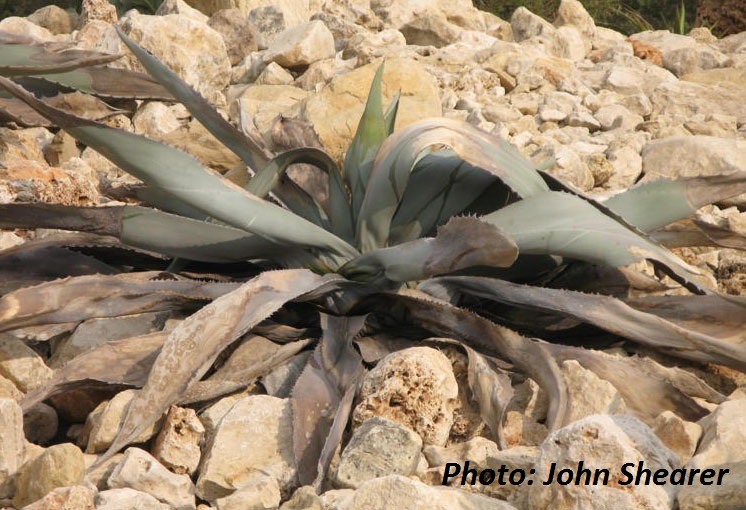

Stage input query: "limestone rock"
[
  {"left": 353, "top": 347, "right": 458, "bottom": 446},
  {"left": 424, "top": 437, "right": 499, "bottom": 469},
  {"left": 27, "top": 5, "right": 76, "bottom": 34},
  {"left": 83, "top": 453, "right": 123, "bottom": 491},
  {"left": 161, "top": 118, "right": 243, "bottom": 171},
  {"left": 483, "top": 446, "right": 540, "bottom": 506},
  {"left": 214, "top": 474, "right": 280, "bottom": 510},
  {"left": 156, "top": 0, "right": 210, "bottom": 23},
  {"left": 510, "top": 7, "right": 556, "bottom": 43},
  {"left": 132, "top": 102, "right": 186, "bottom": 139},
  {"left": 370, "top": 0, "right": 480, "bottom": 32},
  {"left": 640, "top": 136, "right": 746, "bottom": 206},
  {"left": 263, "top": 20, "right": 335, "bottom": 68},
  {"left": 342, "top": 29, "right": 407, "bottom": 66},
  {"left": 333, "top": 417, "right": 422, "bottom": 489},
  {"left": 195, "top": 395, "right": 295, "bottom": 502},
  {"left": 279, "top": 485, "right": 322, "bottom": 510},
  {"left": 677, "top": 460, "right": 746, "bottom": 510},
  {"left": 653, "top": 411, "right": 702, "bottom": 465},
  {"left": 77, "top": 0, "right": 117, "bottom": 27},
  {"left": 343, "top": 475, "right": 517, "bottom": 510},
  {"left": 301, "top": 58, "right": 441, "bottom": 162},
  {"left": 83, "top": 389, "right": 163, "bottom": 453},
  {"left": 650, "top": 77, "right": 746, "bottom": 126},
  {"left": 554, "top": 0, "right": 596, "bottom": 41},
  {"left": 528, "top": 414, "right": 677, "bottom": 509},
  {"left": 118, "top": 12, "right": 231, "bottom": 105},
  {"left": 0, "top": 17, "right": 56, "bottom": 41},
  {"left": 0, "top": 398, "right": 24, "bottom": 498},
  {"left": 532, "top": 145, "right": 594, "bottom": 191},
  {"left": 208, "top": 9, "right": 258, "bottom": 65},
  {"left": 561, "top": 360, "right": 626, "bottom": 423},
  {"left": 151, "top": 406, "right": 205, "bottom": 476},
  {"left": 96, "top": 487, "right": 171, "bottom": 510},
  {"left": 13, "top": 443, "right": 85, "bottom": 508},
  {"left": 255, "top": 62, "right": 295, "bottom": 85},
  {"left": 0, "top": 334, "right": 54, "bottom": 393},
  {"left": 20, "top": 485, "right": 95, "bottom": 510},
  {"left": 229, "top": 84, "right": 309, "bottom": 136},
  {"left": 689, "top": 399, "right": 746, "bottom": 468},
  {"left": 107, "top": 447, "right": 196, "bottom": 510},
  {"left": 399, "top": 11, "right": 462, "bottom": 48}
]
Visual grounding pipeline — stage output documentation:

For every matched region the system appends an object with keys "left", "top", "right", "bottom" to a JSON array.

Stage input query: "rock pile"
[{"left": 1, "top": 0, "right": 746, "bottom": 509}]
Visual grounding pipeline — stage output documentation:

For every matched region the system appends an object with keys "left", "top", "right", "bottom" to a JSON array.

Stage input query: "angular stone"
[
  {"left": 208, "top": 8, "right": 258, "bottom": 65},
  {"left": 118, "top": 12, "right": 231, "bottom": 105},
  {"left": 689, "top": 399, "right": 746, "bottom": 468},
  {"left": 353, "top": 347, "right": 458, "bottom": 447},
  {"left": 27, "top": 5, "right": 77, "bottom": 34},
  {"left": 13, "top": 443, "right": 85, "bottom": 508},
  {"left": 161, "top": 118, "right": 243, "bottom": 171},
  {"left": 0, "top": 334, "right": 54, "bottom": 393},
  {"left": 424, "top": 437, "right": 499, "bottom": 469},
  {"left": 510, "top": 6, "right": 556, "bottom": 43},
  {"left": 83, "top": 390, "right": 163, "bottom": 454},
  {"left": 107, "top": 447, "right": 195, "bottom": 510},
  {"left": 399, "top": 11, "right": 462, "bottom": 48},
  {"left": 77, "top": 0, "right": 117, "bottom": 27},
  {"left": 561, "top": 360, "right": 626, "bottom": 423},
  {"left": 254, "top": 62, "right": 295, "bottom": 85},
  {"left": 554, "top": 0, "right": 596, "bottom": 41},
  {"left": 278, "top": 485, "right": 322, "bottom": 510},
  {"left": 333, "top": 417, "right": 422, "bottom": 489},
  {"left": 301, "top": 57, "right": 441, "bottom": 162},
  {"left": 151, "top": 406, "right": 205, "bottom": 476},
  {"left": 96, "top": 487, "right": 171, "bottom": 510},
  {"left": 263, "top": 20, "right": 335, "bottom": 68},
  {"left": 0, "top": 17, "right": 56, "bottom": 41},
  {"left": 345, "top": 475, "right": 516, "bottom": 510},
  {"left": 650, "top": 79, "right": 746, "bottom": 126},
  {"left": 20, "top": 485, "right": 95, "bottom": 510},
  {"left": 229, "top": 84, "right": 309, "bottom": 136},
  {"left": 677, "top": 460, "right": 746, "bottom": 510},
  {"left": 132, "top": 102, "right": 185, "bottom": 139},
  {"left": 0, "top": 398, "right": 24, "bottom": 499},
  {"left": 652, "top": 411, "right": 702, "bottom": 465},
  {"left": 196, "top": 395, "right": 295, "bottom": 502},
  {"left": 342, "top": 29, "right": 407, "bottom": 66},
  {"left": 83, "top": 453, "right": 122, "bottom": 491},
  {"left": 529, "top": 415, "right": 677, "bottom": 509},
  {"left": 156, "top": 0, "right": 209, "bottom": 23},
  {"left": 214, "top": 473, "right": 280, "bottom": 510}
]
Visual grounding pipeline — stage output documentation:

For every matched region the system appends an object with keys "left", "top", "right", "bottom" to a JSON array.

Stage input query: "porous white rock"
[
  {"left": 0, "top": 334, "right": 54, "bottom": 393},
  {"left": 0, "top": 398, "right": 24, "bottom": 498},
  {"left": 13, "top": 443, "right": 86, "bottom": 509},
  {"left": 83, "top": 389, "right": 163, "bottom": 453},
  {"left": 688, "top": 399, "right": 746, "bottom": 468},
  {"left": 352, "top": 347, "right": 458, "bottom": 446},
  {"left": 151, "top": 406, "right": 205, "bottom": 476},
  {"left": 96, "top": 487, "right": 172, "bottom": 510}
]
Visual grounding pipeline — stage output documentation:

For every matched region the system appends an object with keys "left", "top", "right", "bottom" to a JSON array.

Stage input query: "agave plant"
[{"left": 1, "top": 26, "right": 746, "bottom": 491}]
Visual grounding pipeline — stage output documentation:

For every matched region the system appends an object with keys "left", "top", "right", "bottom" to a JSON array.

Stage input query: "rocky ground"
[{"left": 1, "top": 0, "right": 746, "bottom": 509}]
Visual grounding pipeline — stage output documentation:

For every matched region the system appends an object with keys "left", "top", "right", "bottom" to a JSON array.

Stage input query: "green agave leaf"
[
  {"left": 0, "top": 76, "right": 359, "bottom": 263},
  {"left": 247, "top": 147, "right": 354, "bottom": 241},
  {"left": 482, "top": 191, "right": 709, "bottom": 294},
  {"left": 383, "top": 89, "right": 400, "bottom": 135},
  {"left": 115, "top": 26, "right": 271, "bottom": 172},
  {"left": 344, "top": 63, "right": 387, "bottom": 223},
  {"left": 33, "top": 66, "right": 174, "bottom": 99},
  {"left": 603, "top": 172, "right": 746, "bottom": 233},
  {"left": 420, "top": 276, "right": 746, "bottom": 371},
  {"left": 389, "top": 149, "right": 501, "bottom": 244},
  {"left": 356, "top": 118, "right": 549, "bottom": 252},
  {"left": 340, "top": 216, "right": 518, "bottom": 284},
  {"left": 97, "top": 270, "right": 351, "bottom": 466},
  {"left": 0, "top": 34, "right": 121, "bottom": 76}
]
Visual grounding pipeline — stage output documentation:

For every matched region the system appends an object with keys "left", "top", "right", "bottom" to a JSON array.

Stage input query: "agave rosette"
[{"left": 1, "top": 25, "right": 745, "bottom": 488}]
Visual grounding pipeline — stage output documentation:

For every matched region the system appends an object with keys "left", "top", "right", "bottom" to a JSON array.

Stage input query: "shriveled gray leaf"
[
  {"left": 292, "top": 314, "right": 365, "bottom": 487},
  {"left": 97, "top": 270, "right": 348, "bottom": 467},
  {"left": 465, "top": 346, "right": 513, "bottom": 448},
  {"left": 0, "top": 272, "right": 238, "bottom": 332},
  {"left": 421, "top": 277, "right": 746, "bottom": 371},
  {"left": 22, "top": 331, "right": 166, "bottom": 412}
]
